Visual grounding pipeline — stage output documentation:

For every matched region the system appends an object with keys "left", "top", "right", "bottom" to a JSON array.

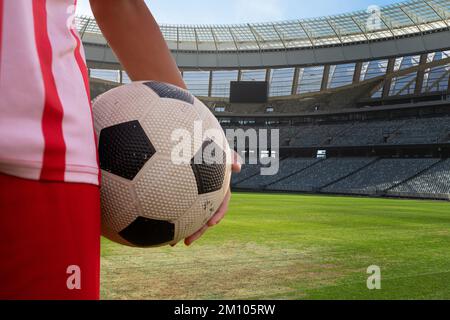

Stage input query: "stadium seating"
[
  {"left": 232, "top": 157, "right": 450, "bottom": 200},
  {"left": 388, "top": 116, "right": 450, "bottom": 145},
  {"left": 226, "top": 113, "right": 450, "bottom": 200},
  {"left": 226, "top": 116, "right": 450, "bottom": 148},
  {"left": 290, "top": 123, "right": 349, "bottom": 147},
  {"left": 235, "top": 158, "right": 319, "bottom": 189},
  {"left": 329, "top": 120, "right": 405, "bottom": 146},
  {"left": 322, "top": 158, "right": 439, "bottom": 195},
  {"left": 231, "top": 163, "right": 262, "bottom": 185},
  {"left": 268, "top": 158, "right": 376, "bottom": 192},
  {"left": 388, "top": 159, "right": 450, "bottom": 199}
]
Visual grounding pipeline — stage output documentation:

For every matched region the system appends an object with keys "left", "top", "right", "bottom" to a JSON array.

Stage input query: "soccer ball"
[{"left": 93, "top": 81, "right": 232, "bottom": 247}]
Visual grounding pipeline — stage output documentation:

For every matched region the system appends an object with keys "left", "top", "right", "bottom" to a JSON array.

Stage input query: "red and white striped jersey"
[{"left": 0, "top": 0, "right": 100, "bottom": 185}]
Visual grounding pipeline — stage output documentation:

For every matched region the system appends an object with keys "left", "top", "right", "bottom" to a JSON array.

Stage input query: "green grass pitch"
[{"left": 100, "top": 193, "right": 450, "bottom": 300}]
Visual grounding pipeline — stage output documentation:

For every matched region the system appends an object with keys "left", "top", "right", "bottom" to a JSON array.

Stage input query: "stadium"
[{"left": 79, "top": 0, "right": 450, "bottom": 299}]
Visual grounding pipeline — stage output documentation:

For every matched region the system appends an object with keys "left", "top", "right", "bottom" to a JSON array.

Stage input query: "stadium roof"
[{"left": 76, "top": 0, "right": 450, "bottom": 52}]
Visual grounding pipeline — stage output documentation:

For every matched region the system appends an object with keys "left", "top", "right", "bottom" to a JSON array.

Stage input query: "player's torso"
[{"left": 0, "top": 0, "right": 99, "bottom": 185}]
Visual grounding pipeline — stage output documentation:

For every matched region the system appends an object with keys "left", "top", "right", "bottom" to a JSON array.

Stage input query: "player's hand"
[{"left": 183, "top": 152, "right": 242, "bottom": 246}]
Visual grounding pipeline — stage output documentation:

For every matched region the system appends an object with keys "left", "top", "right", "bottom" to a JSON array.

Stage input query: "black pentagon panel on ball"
[
  {"left": 119, "top": 217, "right": 175, "bottom": 247},
  {"left": 99, "top": 120, "right": 156, "bottom": 180},
  {"left": 191, "top": 140, "right": 227, "bottom": 195},
  {"left": 143, "top": 81, "right": 195, "bottom": 104}
]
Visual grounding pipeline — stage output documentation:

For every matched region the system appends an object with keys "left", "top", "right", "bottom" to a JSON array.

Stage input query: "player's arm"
[
  {"left": 89, "top": 0, "right": 186, "bottom": 89},
  {"left": 89, "top": 0, "right": 241, "bottom": 246}
]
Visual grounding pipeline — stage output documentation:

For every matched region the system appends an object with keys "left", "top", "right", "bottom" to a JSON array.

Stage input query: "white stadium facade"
[{"left": 80, "top": 0, "right": 450, "bottom": 200}]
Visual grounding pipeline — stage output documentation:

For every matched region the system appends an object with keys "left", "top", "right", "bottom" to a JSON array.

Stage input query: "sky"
[{"left": 76, "top": 0, "right": 401, "bottom": 25}]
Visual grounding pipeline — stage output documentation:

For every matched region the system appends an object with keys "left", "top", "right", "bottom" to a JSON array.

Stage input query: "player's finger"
[
  {"left": 208, "top": 189, "right": 231, "bottom": 227},
  {"left": 232, "top": 151, "right": 242, "bottom": 173},
  {"left": 185, "top": 225, "right": 209, "bottom": 246}
]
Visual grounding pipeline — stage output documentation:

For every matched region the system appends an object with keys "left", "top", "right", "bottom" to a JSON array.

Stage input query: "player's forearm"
[{"left": 89, "top": 0, "right": 186, "bottom": 89}]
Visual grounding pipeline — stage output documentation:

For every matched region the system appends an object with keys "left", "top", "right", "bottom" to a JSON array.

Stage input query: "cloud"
[{"left": 233, "top": 0, "right": 285, "bottom": 23}]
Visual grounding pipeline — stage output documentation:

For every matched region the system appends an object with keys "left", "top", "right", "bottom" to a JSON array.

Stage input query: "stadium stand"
[
  {"left": 231, "top": 163, "right": 262, "bottom": 185},
  {"left": 267, "top": 158, "right": 377, "bottom": 192},
  {"left": 388, "top": 116, "right": 450, "bottom": 145},
  {"left": 290, "top": 124, "right": 349, "bottom": 147},
  {"left": 227, "top": 115, "right": 450, "bottom": 149},
  {"left": 235, "top": 158, "right": 319, "bottom": 189},
  {"left": 322, "top": 158, "right": 440, "bottom": 195},
  {"left": 231, "top": 155, "right": 450, "bottom": 200},
  {"left": 388, "top": 159, "right": 450, "bottom": 200},
  {"left": 329, "top": 121, "right": 406, "bottom": 147}
]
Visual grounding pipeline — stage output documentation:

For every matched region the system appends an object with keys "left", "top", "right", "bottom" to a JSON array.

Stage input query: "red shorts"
[{"left": 0, "top": 173, "right": 100, "bottom": 300}]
